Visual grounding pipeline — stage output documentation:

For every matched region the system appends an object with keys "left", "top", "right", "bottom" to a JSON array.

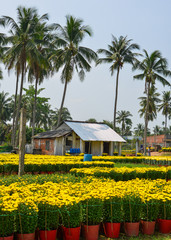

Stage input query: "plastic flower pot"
[
  {"left": 104, "top": 222, "right": 121, "bottom": 238},
  {"left": 141, "top": 220, "right": 155, "bottom": 235},
  {"left": 83, "top": 224, "right": 99, "bottom": 240},
  {"left": 0, "top": 235, "right": 14, "bottom": 240},
  {"left": 124, "top": 222, "right": 140, "bottom": 237},
  {"left": 16, "top": 233, "right": 35, "bottom": 240},
  {"left": 39, "top": 229, "right": 57, "bottom": 240},
  {"left": 62, "top": 226, "right": 80, "bottom": 240},
  {"left": 158, "top": 219, "right": 171, "bottom": 234}
]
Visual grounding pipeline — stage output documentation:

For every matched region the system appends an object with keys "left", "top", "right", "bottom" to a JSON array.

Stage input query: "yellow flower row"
[{"left": 0, "top": 177, "right": 170, "bottom": 212}]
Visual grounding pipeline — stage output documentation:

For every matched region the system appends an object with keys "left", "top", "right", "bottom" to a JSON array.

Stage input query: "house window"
[{"left": 46, "top": 140, "right": 50, "bottom": 151}]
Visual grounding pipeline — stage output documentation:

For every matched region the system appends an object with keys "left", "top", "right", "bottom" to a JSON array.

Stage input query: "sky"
[{"left": 0, "top": 0, "right": 171, "bottom": 132}]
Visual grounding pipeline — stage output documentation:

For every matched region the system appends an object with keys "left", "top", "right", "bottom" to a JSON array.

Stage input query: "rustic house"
[{"left": 33, "top": 120, "right": 126, "bottom": 155}]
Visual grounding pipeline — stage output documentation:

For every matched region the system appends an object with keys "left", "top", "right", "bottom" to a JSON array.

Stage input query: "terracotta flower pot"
[
  {"left": 158, "top": 219, "right": 171, "bottom": 234},
  {"left": 39, "top": 229, "right": 57, "bottom": 240},
  {"left": 17, "top": 232, "right": 35, "bottom": 240},
  {"left": 0, "top": 235, "right": 14, "bottom": 240},
  {"left": 62, "top": 226, "right": 80, "bottom": 240},
  {"left": 141, "top": 220, "right": 155, "bottom": 235},
  {"left": 124, "top": 222, "right": 139, "bottom": 237},
  {"left": 104, "top": 222, "right": 121, "bottom": 238},
  {"left": 83, "top": 224, "right": 99, "bottom": 240}
]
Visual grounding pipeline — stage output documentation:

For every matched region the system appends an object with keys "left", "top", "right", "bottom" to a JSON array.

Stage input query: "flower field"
[
  {"left": 0, "top": 176, "right": 170, "bottom": 237},
  {"left": 70, "top": 166, "right": 171, "bottom": 181},
  {"left": 0, "top": 154, "right": 171, "bottom": 238},
  {"left": 0, "top": 154, "right": 170, "bottom": 174}
]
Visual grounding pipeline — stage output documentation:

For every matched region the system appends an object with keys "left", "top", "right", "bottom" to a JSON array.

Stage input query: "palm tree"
[
  {"left": 153, "top": 125, "right": 162, "bottom": 135},
  {"left": 97, "top": 35, "right": 140, "bottom": 130},
  {"left": 0, "top": 33, "right": 6, "bottom": 81},
  {"left": 133, "top": 50, "right": 171, "bottom": 155},
  {"left": 51, "top": 15, "right": 97, "bottom": 127},
  {"left": 0, "top": 7, "right": 48, "bottom": 147},
  {"left": 116, "top": 110, "right": 132, "bottom": 136},
  {"left": 51, "top": 107, "right": 72, "bottom": 127},
  {"left": 134, "top": 123, "right": 150, "bottom": 137},
  {"left": 138, "top": 85, "right": 161, "bottom": 121},
  {"left": 134, "top": 123, "right": 144, "bottom": 137},
  {"left": 0, "top": 91, "right": 12, "bottom": 124},
  {"left": 27, "top": 20, "right": 55, "bottom": 138},
  {"left": 158, "top": 91, "right": 171, "bottom": 134}
]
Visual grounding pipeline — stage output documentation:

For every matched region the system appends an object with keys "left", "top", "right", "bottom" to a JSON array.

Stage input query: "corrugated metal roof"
[{"left": 65, "top": 121, "right": 126, "bottom": 142}]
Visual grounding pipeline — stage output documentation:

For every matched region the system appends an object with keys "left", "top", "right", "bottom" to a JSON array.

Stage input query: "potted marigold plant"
[
  {"left": 103, "top": 196, "right": 123, "bottom": 238},
  {"left": 141, "top": 199, "right": 159, "bottom": 235},
  {"left": 38, "top": 203, "right": 59, "bottom": 240},
  {"left": 158, "top": 199, "right": 171, "bottom": 234},
  {"left": 61, "top": 201, "right": 82, "bottom": 240},
  {"left": 0, "top": 208, "right": 16, "bottom": 240},
  {"left": 123, "top": 195, "right": 142, "bottom": 237},
  {"left": 16, "top": 202, "right": 38, "bottom": 240},
  {"left": 82, "top": 197, "right": 103, "bottom": 240}
]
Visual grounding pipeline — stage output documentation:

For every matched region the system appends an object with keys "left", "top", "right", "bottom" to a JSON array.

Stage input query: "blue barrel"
[{"left": 83, "top": 154, "right": 92, "bottom": 161}]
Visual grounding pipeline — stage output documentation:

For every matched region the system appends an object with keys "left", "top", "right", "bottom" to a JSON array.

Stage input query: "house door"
[
  {"left": 85, "top": 142, "right": 91, "bottom": 154},
  {"left": 103, "top": 142, "right": 109, "bottom": 154}
]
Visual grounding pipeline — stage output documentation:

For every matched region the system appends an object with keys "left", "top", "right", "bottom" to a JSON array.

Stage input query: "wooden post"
[
  {"left": 18, "top": 108, "right": 26, "bottom": 176},
  {"left": 118, "top": 142, "right": 122, "bottom": 156},
  {"left": 100, "top": 141, "right": 103, "bottom": 156}
]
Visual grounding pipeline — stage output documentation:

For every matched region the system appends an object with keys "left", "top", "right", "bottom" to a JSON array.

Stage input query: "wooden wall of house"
[
  {"left": 91, "top": 141, "right": 102, "bottom": 155},
  {"left": 54, "top": 137, "right": 63, "bottom": 155}
]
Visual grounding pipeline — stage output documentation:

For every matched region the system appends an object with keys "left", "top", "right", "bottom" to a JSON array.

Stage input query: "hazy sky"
[{"left": 0, "top": 0, "right": 171, "bottom": 132}]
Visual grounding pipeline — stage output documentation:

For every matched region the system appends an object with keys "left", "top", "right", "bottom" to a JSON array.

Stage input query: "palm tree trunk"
[
  {"left": 57, "top": 79, "right": 68, "bottom": 127},
  {"left": 165, "top": 114, "right": 167, "bottom": 147},
  {"left": 14, "top": 64, "right": 25, "bottom": 147},
  {"left": 32, "top": 76, "right": 38, "bottom": 138},
  {"left": 11, "top": 73, "right": 19, "bottom": 147},
  {"left": 144, "top": 82, "right": 150, "bottom": 155},
  {"left": 113, "top": 66, "right": 120, "bottom": 130}
]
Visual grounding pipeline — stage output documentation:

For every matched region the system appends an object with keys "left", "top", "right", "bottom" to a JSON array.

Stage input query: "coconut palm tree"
[
  {"left": 97, "top": 35, "right": 140, "bottom": 130},
  {"left": 0, "top": 91, "right": 12, "bottom": 124},
  {"left": 51, "top": 15, "right": 97, "bottom": 127},
  {"left": 133, "top": 50, "right": 171, "bottom": 155},
  {"left": 27, "top": 20, "right": 55, "bottom": 138},
  {"left": 138, "top": 85, "right": 161, "bottom": 121},
  {"left": 153, "top": 125, "right": 162, "bottom": 135},
  {"left": 0, "top": 6, "right": 49, "bottom": 147},
  {"left": 51, "top": 107, "right": 72, "bottom": 127},
  {"left": 116, "top": 110, "right": 132, "bottom": 136},
  {"left": 158, "top": 91, "right": 171, "bottom": 134}
]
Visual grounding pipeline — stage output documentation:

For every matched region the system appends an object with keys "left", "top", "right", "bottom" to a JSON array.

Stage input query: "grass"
[
  {"left": 99, "top": 233, "right": 171, "bottom": 239},
  {"left": 114, "top": 163, "right": 159, "bottom": 168}
]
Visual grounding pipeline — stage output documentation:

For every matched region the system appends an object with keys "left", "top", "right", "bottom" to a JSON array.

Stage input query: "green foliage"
[
  {"left": 38, "top": 203, "right": 59, "bottom": 230},
  {"left": 141, "top": 199, "right": 159, "bottom": 221},
  {"left": 82, "top": 198, "right": 103, "bottom": 225},
  {"left": 61, "top": 202, "right": 82, "bottom": 228},
  {"left": 158, "top": 200, "right": 171, "bottom": 220},
  {"left": 16, "top": 203, "right": 38, "bottom": 234},
  {"left": 103, "top": 196, "right": 123, "bottom": 222},
  {"left": 123, "top": 195, "right": 142, "bottom": 222},
  {"left": 26, "top": 127, "right": 44, "bottom": 143},
  {"left": 0, "top": 209, "right": 15, "bottom": 237}
]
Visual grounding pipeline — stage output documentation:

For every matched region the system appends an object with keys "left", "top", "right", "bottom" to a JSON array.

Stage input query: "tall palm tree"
[
  {"left": 133, "top": 50, "right": 171, "bottom": 155},
  {"left": 51, "top": 107, "right": 72, "bottom": 127},
  {"left": 0, "top": 7, "right": 50, "bottom": 146},
  {"left": 27, "top": 18, "right": 55, "bottom": 138},
  {"left": 158, "top": 91, "right": 171, "bottom": 134},
  {"left": 153, "top": 125, "right": 162, "bottom": 135},
  {"left": 0, "top": 91, "right": 12, "bottom": 124},
  {"left": 51, "top": 15, "right": 97, "bottom": 127},
  {"left": 97, "top": 35, "right": 140, "bottom": 130},
  {"left": 138, "top": 85, "right": 161, "bottom": 121},
  {"left": 116, "top": 110, "right": 132, "bottom": 136},
  {"left": 134, "top": 123, "right": 144, "bottom": 137}
]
